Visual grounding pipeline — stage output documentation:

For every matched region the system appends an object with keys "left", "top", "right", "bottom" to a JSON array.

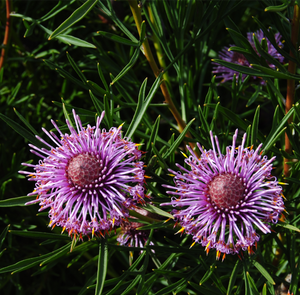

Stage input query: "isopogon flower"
[
  {"left": 19, "top": 110, "right": 147, "bottom": 239},
  {"left": 212, "top": 29, "right": 284, "bottom": 83},
  {"left": 117, "top": 220, "right": 153, "bottom": 250},
  {"left": 117, "top": 208, "right": 155, "bottom": 249},
  {"left": 162, "top": 130, "right": 284, "bottom": 260}
]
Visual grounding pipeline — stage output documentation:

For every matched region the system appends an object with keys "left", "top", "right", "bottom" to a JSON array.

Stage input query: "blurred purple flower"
[
  {"left": 20, "top": 110, "right": 147, "bottom": 239},
  {"left": 162, "top": 130, "right": 284, "bottom": 259},
  {"left": 117, "top": 208, "right": 154, "bottom": 249},
  {"left": 117, "top": 221, "right": 152, "bottom": 249},
  {"left": 212, "top": 29, "right": 284, "bottom": 84}
]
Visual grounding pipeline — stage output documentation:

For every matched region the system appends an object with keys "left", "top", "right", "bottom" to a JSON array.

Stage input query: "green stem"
[
  {"left": 284, "top": 4, "right": 299, "bottom": 178},
  {"left": 127, "top": 0, "right": 197, "bottom": 153}
]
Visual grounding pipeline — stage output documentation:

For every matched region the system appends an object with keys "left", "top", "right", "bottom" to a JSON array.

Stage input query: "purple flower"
[
  {"left": 117, "top": 208, "right": 154, "bottom": 249},
  {"left": 212, "top": 29, "right": 284, "bottom": 84},
  {"left": 19, "top": 110, "right": 147, "bottom": 239},
  {"left": 117, "top": 221, "right": 152, "bottom": 249},
  {"left": 162, "top": 130, "right": 284, "bottom": 260}
]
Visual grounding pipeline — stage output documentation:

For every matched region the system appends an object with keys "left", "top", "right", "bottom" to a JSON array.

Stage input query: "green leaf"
[
  {"left": 0, "top": 113, "right": 43, "bottom": 148},
  {"left": 13, "top": 108, "right": 39, "bottom": 135},
  {"left": 0, "top": 225, "right": 9, "bottom": 251},
  {"left": 62, "top": 102, "right": 74, "bottom": 129},
  {"left": 199, "top": 264, "right": 216, "bottom": 285},
  {"left": 40, "top": 244, "right": 71, "bottom": 266},
  {"left": 246, "top": 271, "right": 260, "bottom": 295},
  {"left": 43, "top": 59, "right": 87, "bottom": 89},
  {"left": 228, "top": 46, "right": 252, "bottom": 55},
  {"left": 96, "top": 1, "right": 138, "bottom": 43},
  {"left": 39, "top": 0, "right": 77, "bottom": 22},
  {"left": 54, "top": 34, "right": 96, "bottom": 48},
  {"left": 155, "top": 278, "right": 186, "bottom": 295},
  {"left": 97, "top": 31, "right": 139, "bottom": 47},
  {"left": 263, "top": 105, "right": 295, "bottom": 153},
  {"left": 40, "top": 24, "right": 96, "bottom": 48},
  {"left": 89, "top": 90, "right": 104, "bottom": 117},
  {"left": 0, "top": 243, "right": 71, "bottom": 274},
  {"left": 227, "top": 260, "right": 240, "bottom": 295},
  {"left": 95, "top": 240, "right": 108, "bottom": 295},
  {"left": 144, "top": 203, "right": 174, "bottom": 220},
  {"left": 86, "top": 80, "right": 108, "bottom": 96},
  {"left": 265, "top": 3, "right": 289, "bottom": 12},
  {"left": 105, "top": 252, "right": 146, "bottom": 295},
  {"left": 251, "top": 34, "right": 287, "bottom": 74},
  {"left": 252, "top": 260, "right": 275, "bottom": 285},
  {"left": 146, "top": 116, "right": 160, "bottom": 156},
  {"left": 212, "top": 59, "right": 273, "bottom": 78},
  {"left": 97, "top": 63, "right": 109, "bottom": 91},
  {"left": 66, "top": 51, "right": 87, "bottom": 83},
  {"left": 251, "top": 64, "right": 300, "bottom": 80},
  {"left": 251, "top": 105, "right": 260, "bottom": 147},
  {"left": 277, "top": 224, "right": 300, "bottom": 233},
  {"left": 205, "top": 104, "right": 248, "bottom": 134},
  {"left": 246, "top": 85, "right": 261, "bottom": 107},
  {"left": 0, "top": 195, "right": 37, "bottom": 207},
  {"left": 163, "top": 118, "right": 195, "bottom": 159},
  {"left": 9, "top": 230, "right": 70, "bottom": 240},
  {"left": 121, "top": 278, "right": 141, "bottom": 295},
  {"left": 110, "top": 47, "right": 140, "bottom": 84},
  {"left": 125, "top": 74, "right": 162, "bottom": 139},
  {"left": 49, "top": 0, "right": 98, "bottom": 39}
]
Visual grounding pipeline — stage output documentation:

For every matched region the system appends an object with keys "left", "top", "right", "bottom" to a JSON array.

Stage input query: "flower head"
[
  {"left": 117, "top": 208, "right": 154, "bottom": 249},
  {"left": 162, "top": 130, "right": 284, "bottom": 259},
  {"left": 212, "top": 29, "right": 284, "bottom": 83},
  {"left": 20, "top": 110, "right": 146, "bottom": 239}
]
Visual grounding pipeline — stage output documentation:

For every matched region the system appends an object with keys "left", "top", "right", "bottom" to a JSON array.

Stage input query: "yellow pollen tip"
[
  {"left": 190, "top": 241, "right": 196, "bottom": 249},
  {"left": 164, "top": 218, "right": 171, "bottom": 223},
  {"left": 176, "top": 227, "right": 185, "bottom": 234},
  {"left": 112, "top": 217, "right": 115, "bottom": 227},
  {"left": 92, "top": 228, "right": 95, "bottom": 238},
  {"left": 205, "top": 241, "right": 211, "bottom": 251},
  {"left": 61, "top": 226, "right": 66, "bottom": 234},
  {"left": 181, "top": 152, "right": 188, "bottom": 158}
]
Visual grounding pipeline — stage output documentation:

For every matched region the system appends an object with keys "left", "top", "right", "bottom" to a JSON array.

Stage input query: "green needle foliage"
[{"left": 0, "top": 0, "right": 300, "bottom": 294}]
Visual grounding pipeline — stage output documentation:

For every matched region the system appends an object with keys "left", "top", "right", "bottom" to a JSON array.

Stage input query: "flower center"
[
  {"left": 67, "top": 154, "right": 100, "bottom": 187},
  {"left": 208, "top": 173, "right": 245, "bottom": 208}
]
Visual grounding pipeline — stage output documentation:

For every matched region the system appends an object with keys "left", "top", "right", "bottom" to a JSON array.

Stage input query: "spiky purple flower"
[
  {"left": 162, "top": 130, "right": 284, "bottom": 259},
  {"left": 117, "top": 221, "right": 151, "bottom": 249},
  {"left": 19, "top": 110, "right": 146, "bottom": 239},
  {"left": 117, "top": 208, "right": 154, "bottom": 249},
  {"left": 212, "top": 29, "right": 284, "bottom": 83}
]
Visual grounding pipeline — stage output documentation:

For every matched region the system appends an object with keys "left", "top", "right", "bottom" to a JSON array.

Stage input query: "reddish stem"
[
  {"left": 284, "top": 5, "right": 299, "bottom": 178},
  {"left": 0, "top": 0, "right": 11, "bottom": 70}
]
